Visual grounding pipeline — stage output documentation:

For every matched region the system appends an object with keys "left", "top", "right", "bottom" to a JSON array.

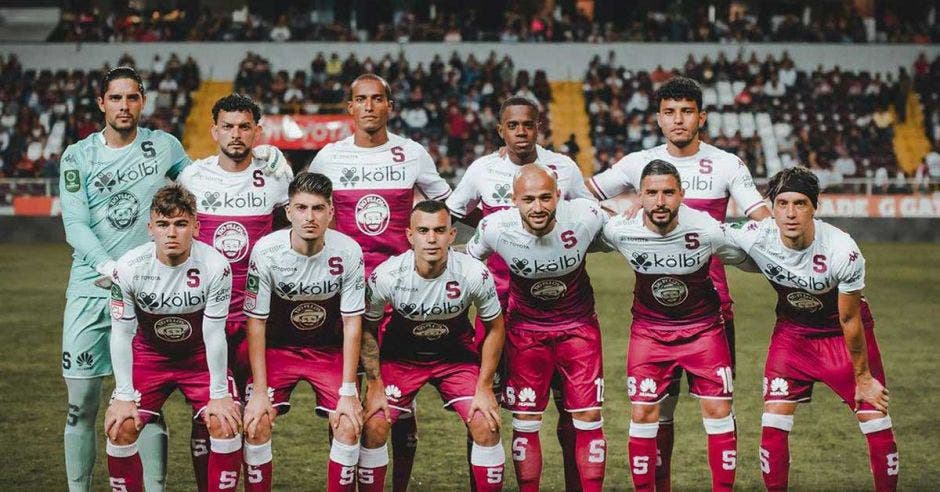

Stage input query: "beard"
[
  {"left": 220, "top": 143, "right": 251, "bottom": 161},
  {"left": 646, "top": 206, "right": 678, "bottom": 228},
  {"left": 521, "top": 208, "right": 556, "bottom": 233},
  {"left": 668, "top": 126, "right": 699, "bottom": 148}
]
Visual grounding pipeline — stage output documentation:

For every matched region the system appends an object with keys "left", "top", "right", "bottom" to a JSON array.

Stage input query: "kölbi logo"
[
  {"left": 136, "top": 290, "right": 206, "bottom": 310},
  {"left": 631, "top": 251, "right": 705, "bottom": 272},
  {"left": 509, "top": 252, "right": 583, "bottom": 275},
  {"left": 275, "top": 279, "right": 340, "bottom": 298},
  {"left": 763, "top": 263, "right": 832, "bottom": 290},
  {"left": 338, "top": 165, "right": 405, "bottom": 187},
  {"left": 94, "top": 161, "right": 157, "bottom": 191},
  {"left": 201, "top": 190, "right": 269, "bottom": 212},
  {"left": 398, "top": 301, "right": 462, "bottom": 317}
]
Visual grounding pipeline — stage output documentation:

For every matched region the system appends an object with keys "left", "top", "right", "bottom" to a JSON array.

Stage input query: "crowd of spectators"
[
  {"left": 0, "top": 53, "right": 199, "bottom": 204},
  {"left": 234, "top": 50, "right": 553, "bottom": 184},
  {"left": 914, "top": 52, "right": 940, "bottom": 189},
  {"left": 584, "top": 50, "right": 905, "bottom": 192},
  {"left": 48, "top": 2, "right": 940, "bottom": 44}
]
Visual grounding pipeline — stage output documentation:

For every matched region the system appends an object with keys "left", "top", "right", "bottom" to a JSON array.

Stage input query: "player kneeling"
[
  {"left": 240, "top": 172, "right": 366, "bottom": 491},
  {"left": 357, "top": 200, "right": 506, "bottom": 491},
  {"left": 105, "top": 185, "right": 242, "bottom": 492}
]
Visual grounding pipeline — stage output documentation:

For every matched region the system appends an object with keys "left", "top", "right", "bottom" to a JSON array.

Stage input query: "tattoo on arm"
[{"left": 360, "top": 327, "right": 381, "bottom": 381}]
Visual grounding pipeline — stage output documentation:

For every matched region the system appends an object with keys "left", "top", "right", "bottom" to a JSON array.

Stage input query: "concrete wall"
[
  {"left": 4, "top": 216, "right": 937, "bottom": 244},
  {"left": 2, "top": 42, "right": 939, "bottom": 80}
]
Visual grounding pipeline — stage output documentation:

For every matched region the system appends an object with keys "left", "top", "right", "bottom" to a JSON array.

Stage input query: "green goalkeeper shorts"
[{"left": 62, "top": 296, "right": 112, "bottom": 378}]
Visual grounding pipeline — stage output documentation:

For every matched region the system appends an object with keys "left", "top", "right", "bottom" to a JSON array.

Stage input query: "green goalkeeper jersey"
[{"left": 59, "top": 128, "right": 190, "bottom": 297}]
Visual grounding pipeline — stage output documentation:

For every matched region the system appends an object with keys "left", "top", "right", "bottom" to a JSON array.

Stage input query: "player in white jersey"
[
  {"left": 585, "top": 76, "right": 769, "bottom": 490},
  {"left": 446, "top": 96, "right": 595, "bottom": 490},
  {"left": 105, "top": 185, "right": 242, "bottom": 492},
  {"left": 466, "top": 164, "right": 608, "bottom": 492},
  {"left": 309, "top": 74, "right": 451, "bottom": 490},
  {"left": 722, "top": 168, "right": 897, "bottom": 491},
  {"left": 357, "top": 200, "right": 506, "bottom": 492},
  {"left": 240, "top": 172, "right": 365, "bottom": 492},
  {"left": 177, "top": 94, "right": 291, "bottom": 490},
  {"left": 602, "top": 161, "right": 751, "bottom": 492}
]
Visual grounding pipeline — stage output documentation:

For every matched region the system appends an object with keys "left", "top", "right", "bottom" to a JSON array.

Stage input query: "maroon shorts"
[
  {"left": 503, "top": 324, "right": 604, "bottom": 414},
  {"left": 381, "top": 359, "right": 480, "bottom": 423},
  {"left": 134, "top": 350, "right": 238, "bottom": 425},
  {"left": 226, "top": 325, "right": 250, "bottom": 393},
  {"left": 627, "top": 324, "right": 733, "bottom": 404},
  {"left": 763, "top": 326, "right": 887, "bottom": 412},
  {"left": 246, "top": 345, "right": 345, "bottom": 417}
]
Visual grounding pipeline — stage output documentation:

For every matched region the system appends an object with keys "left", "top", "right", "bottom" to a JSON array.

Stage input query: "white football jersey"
[
  {"left": 245, "top": 229, "right": 365, "bottom": 348},
  {"left": 365, "top": 250, "right": 500, "bottom": 361},
  {"left": 466, "top": 198, "right": 606, "bottom": 331},
  {"left": 591, "top": 142, "right": 765, "bottom": 220},
  {"left": 603, "top": 205, "right": 749, "bottom": 333},
  {"left": 178, "top": 156, "right": 290, "bottom": 324},
  {"left": 446, "top": 145, "right": 594, "bottom": 218},
  {"left": 724, "top": 218, "right": 868, "bottom": 336},
  {"left": 110, "top": 241, "right": 232, "bottom": 355},
  {"left": 309, "top": 133, "right": 452, "bottom": 275}
]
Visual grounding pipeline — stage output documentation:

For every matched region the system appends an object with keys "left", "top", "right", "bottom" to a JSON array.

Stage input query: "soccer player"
[
  {"left": 240, "top": 172, "right": 365, "bottom": 491},
  {"left": 445, "top": 95, "right": 595, "bottom": 491},
  {"left": 59, "top": 67, "right": 290, "bottom": 492},
  {"left": 602, "top": 160, "right": 748, "bottom": 492},
  {"left": 585, "top": 76, "right": 769, "bottom": 490},
  {"left": 466, "top": 164, "right": 608, "bottom": 491},
  {"left": 722, "top": 167, "right": 898, "bottom": 491},
  {"left": 178, "top": 93, "right": 291, "bottom": 489},
  {"left": 356, "top": 200, "right": 506, "bottom": 491},
  {"left": 105, "top": 185, "right": 242, "bottom": 492},
  {"left": 309, "top": 73, "right": 452, "bottom": 490}
]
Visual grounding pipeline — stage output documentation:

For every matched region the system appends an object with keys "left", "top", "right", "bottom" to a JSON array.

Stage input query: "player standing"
[
  {"left": 356, "top": 200, "right": 506, "bottom": 491},
  {"left": 105, "top": 185, "right": 242, "bottom": 492},
  {"left": 586, "top": 76, "right": 769, "bottom": 490},
  {"left": 59, "top": 68, "right": 289, "bottom": 492},
  {"left": 309, "top": 73, "right": 452, "bottom": 491},
  {"left": 602, "top": 161, "right": 748, "bottom": 491},
  {"left": 445, "top": 96, "right": 594, "bottom": 491},
  {"left": 722, "top": 168, "right": 898, "bottom": 491},
  {"left": 466, "top": 164, "right": 608, "bottom": 491},
  {"left": 177, "top": 93, "right": 291, "bottom": 489},
  {"left": 240, "top": 172, "right": 365, "bottom": 491}
]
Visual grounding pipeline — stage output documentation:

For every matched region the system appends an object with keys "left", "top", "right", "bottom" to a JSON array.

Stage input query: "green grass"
[{"left": 1, "top": 243, "right": 937, "bottom": 490}]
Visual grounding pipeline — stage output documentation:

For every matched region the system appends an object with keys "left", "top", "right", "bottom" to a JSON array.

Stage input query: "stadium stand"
[
  {"left": 0, "top": 53, "right": 199, "bottom": 204},
  {"left": 583, "top": 50, "right": 904, "bottom": 192},
  {"left": 47, "top": 1, "right": 940, "bottom": 44}
]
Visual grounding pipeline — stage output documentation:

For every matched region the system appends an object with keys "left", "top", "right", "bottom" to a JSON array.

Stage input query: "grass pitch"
[{"left": 0, "top": 242, "right": 937, "bottom": 490}]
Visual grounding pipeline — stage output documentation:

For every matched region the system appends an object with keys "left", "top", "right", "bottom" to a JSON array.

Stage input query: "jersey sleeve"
[
  {"left": 727, "top": 159, "right": 766, "bottom": 217},
  {"left": 703, "top": 216, "right": 753, "bottom": 268},
  {"left": 202, "top": 259, "right": 233, "bottom": 399},
  {"left": 561, "top": 161, "right": 595, "bottom": 200},
  {"left": 445, "top": 163, "right": 481, "bottom": 219},
  {"left": 109, "top": 261, "right": 138, "bottom": 401},
  {"left": 465, "top": 217, "right": 495, "bottom": 261},
  {"left": 833, "top": 237, "right": 866, "bottom": 293},
  {"left": 341, "top": 247, "right": 366, "bottom": 316},
  {"left": 273, "top": 171, "right": 291, "bottom": 207},
  {"left": 589, "top": 154, "right": 639, "bottom": 200},
  {"left": 308, "top": 144, "right": 330, "bottom": 173},
  {"left": 468, "top": 263, "right": 501, "bottom": 321},
  {"left": 163, "top": 133, "right": 191, "bottom": 180},
  {"left": 59, "top": 145, "right": 113, "bottom": 272},
  {"left": 244, "top": 247, "right": 272, "bottom": 319},
  {"left": 364, "top": 268, "right": 392, "bottom": 322},
  {"left": 415, "top": 147, "right": 452, "bottom": 200}
]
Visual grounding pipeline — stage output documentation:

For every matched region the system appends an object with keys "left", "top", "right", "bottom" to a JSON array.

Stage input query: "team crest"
[
  {"left": 291, "top": 302, "right": 327, "bottom": 330},
  {"left": 651, "top": 277, "right": 688, "bottom": 306},
  {"left": 106, "top": 191, "right": 140, "bottom": 230},
  {"left": 786, "top": 291, "right": 823, "bottom": 312},
  {"left": 154, "top": 316, "right": 193, "bottom": 342},
  {"left": 530, "top": 279, "right": 567, "bottom": 301},
  {"left": 213, "top": 221, "right": 250, "bottom": 262},
  {"left": 412, "top": 322, "right": 449, "bottom": 341},
  {"left": 355, "top": 194, "right": 390, "bottom": 236}
]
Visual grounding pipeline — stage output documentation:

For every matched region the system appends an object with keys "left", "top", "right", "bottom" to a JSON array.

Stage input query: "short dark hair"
[
  {"left": 212, "top": 93, "right": 262, "bottom": 124},
  {"left": 654, "top": 76, "right": 703, "bottom": 112},
  {"left": 640, "top": 159, "right": 682, "bottom": 187},
  {"left": 288, "top": 172, "right": 333, "bottom": 201},
  {"left": 351, "top": 73, "right": 392, "bottom": 100},
  {"left": 101, "top": 66, "right": 144, "bottom": 97},
  {"left": 766, "top": 167, "right": 820, "bottom": 208},
  {"left": 150, "top": 184, "right": 197, "bottom": 217},
  {"left": 410, "top": 199, "right": 449, "bottom": 218},
  {"left": 499, "top": 96, "right": 540, "bottom": 121}
]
